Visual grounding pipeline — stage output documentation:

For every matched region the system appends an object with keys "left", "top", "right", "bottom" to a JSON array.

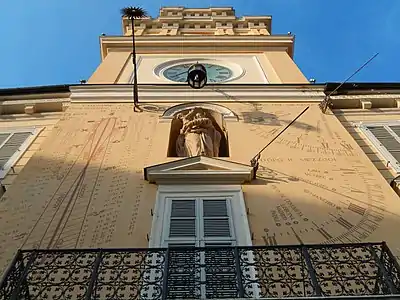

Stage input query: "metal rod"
[
  {"left": 326, "top": 52, "right": 379, "bottom": 99},
  {"left": 259, "top": 296, "right": 400, "bottom": 300},
  {"left": 251, "top": 106, "right": 309, "bottom": 164},
  {"left": 234, "top": 247, "right": 245, "bottom": 298},
  {"left": 382, "top": 242, "right": 400, "bottom": 273},
  {"left": 320, "top": 53, "right": 379, "bottom": 114},
  {"left": 0, "top": 250, "right": 22, "bottom": 289},
  {"left": 301, "top": 246, "right": 322, "bottom": 296},
  {"left": 161, "top": 248, "right": 170, "bottom": 300},
  {"left": 374, "top": 244, "right": 385, "bottom": 294},
  {"left": 19, "top": 241, "right": 385, "bottom": 253},
  {"left": 10, "top": 251, "right": 37, "bottom": 300},
  {"left": 370, "top": 244, "right": 398, "bottom": 294},
  {"left": 131, "top": 17, "right": 140, "bottom": 112},
  {"left": 85, "top": 250, "right": 103, "bottom": 300}
]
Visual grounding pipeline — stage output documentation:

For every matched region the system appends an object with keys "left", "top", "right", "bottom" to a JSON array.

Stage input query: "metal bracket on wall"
[{"left": 319, "top": 95, "right": 332, "bottom": 114}]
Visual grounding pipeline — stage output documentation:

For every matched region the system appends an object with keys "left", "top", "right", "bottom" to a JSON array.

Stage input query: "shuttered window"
[
  {"left": 149, "top": 187, "right": 254, "bottom": 299},
  {"left": 165, "top": 197, "right": 237, "bottom": 299},
  {"left": 0, "top": 128, "right": 38, "bottom": 179},
  {"left": 362, "top": 124, "right": 400, "bottom": 173},
  {"left": 164, "top": 197, "right": 235, "bottom": 247}
]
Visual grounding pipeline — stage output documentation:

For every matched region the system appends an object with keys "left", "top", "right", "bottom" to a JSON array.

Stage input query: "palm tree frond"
[{"left": 121, "top": 6, "right": 148, "bottom": 19}]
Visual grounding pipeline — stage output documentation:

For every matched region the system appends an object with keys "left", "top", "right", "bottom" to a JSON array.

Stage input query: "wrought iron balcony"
[{"left": 1, "top": 242, "right": 400, "bottom": 300}]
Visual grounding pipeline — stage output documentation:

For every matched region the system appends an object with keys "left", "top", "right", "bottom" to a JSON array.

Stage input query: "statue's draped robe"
[{"left": 176, "top": 117, "right": 221, "bottom": 157}]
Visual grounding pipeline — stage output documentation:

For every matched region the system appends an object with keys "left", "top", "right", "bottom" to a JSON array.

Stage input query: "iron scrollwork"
[{"left": 1, "top": 242, "right": 400, "bottom": 299}]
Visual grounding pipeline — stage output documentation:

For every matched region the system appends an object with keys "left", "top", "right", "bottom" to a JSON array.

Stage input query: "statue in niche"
[{"left": 175, "top": 108, "right": 221, "bottom": 157}]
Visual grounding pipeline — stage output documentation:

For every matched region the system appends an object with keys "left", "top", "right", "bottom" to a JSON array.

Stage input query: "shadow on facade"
[
  {"left": 241, "top": 111, "right": 317, "bottom": 131},
  {"left": 1, "top": 153, "right": 400, "bottom": 280}
]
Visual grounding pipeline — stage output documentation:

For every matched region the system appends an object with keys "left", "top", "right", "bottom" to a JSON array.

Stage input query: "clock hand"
[{"left": 170, "top": 70, "right": 188, "bottom": 78}]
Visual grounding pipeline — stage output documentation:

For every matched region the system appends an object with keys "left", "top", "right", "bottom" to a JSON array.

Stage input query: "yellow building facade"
[{"left": 1, "top": 6, "right": 400, "bottom": 299}]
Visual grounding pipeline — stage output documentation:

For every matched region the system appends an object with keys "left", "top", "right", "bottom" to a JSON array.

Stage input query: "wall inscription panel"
[
  {"left": 0, "top": 104, "right": 159, "bottom": 273},
  {"left": 227, "top": 103, "right": 400, "bottom": 259}
]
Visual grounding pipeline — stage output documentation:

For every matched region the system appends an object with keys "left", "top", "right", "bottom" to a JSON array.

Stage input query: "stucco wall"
[
  {"left": 263, "top": 51, "right": 308, "bottom": 83},
  {"left": 118, "top": 53, "right": 271, "bottom": 84},
  {"left": 88, "top": 51, "right": 131, "bottom": 84},
  {"left": 95, "top": 50, "right": 307, "bottom": 84},
  {"left": 333, "top": 108, "right": 400, "bottom": 183},
  {"left": 0, "top": 112, "right": 64, "bottom": 192},
  {"left": 1, "top": 101, "right": 400, "bottom": 275}
]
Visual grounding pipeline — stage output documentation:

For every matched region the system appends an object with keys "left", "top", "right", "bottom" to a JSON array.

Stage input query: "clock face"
[{"left": 163, "top": 63, "right": 233, "bottom": 83}]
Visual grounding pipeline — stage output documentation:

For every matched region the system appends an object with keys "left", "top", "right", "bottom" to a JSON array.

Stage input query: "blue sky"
[{"left": 0, "top": 0, "right": 399, "bottom": 88}]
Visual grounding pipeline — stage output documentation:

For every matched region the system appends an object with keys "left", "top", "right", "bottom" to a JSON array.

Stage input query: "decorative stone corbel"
[
  {"left": 135, "top": 29, "right": 144, "bottom": 36},
  {"left": 360, "top": 100, "right": 372, "bottom": 109},
  {"left": 249, "top": 29, "right": 260, "bottom": 35},
  {"left": 24, "top": 104, "right": 36, "bottom": 114},
  {"left": 169, "top": 28, "right": 178, "bottom": 35}
]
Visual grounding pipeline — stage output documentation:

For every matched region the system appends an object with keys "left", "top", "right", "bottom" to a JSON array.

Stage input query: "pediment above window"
[{"left": 144, "top": 156, "right": 254, "bottom": 184}]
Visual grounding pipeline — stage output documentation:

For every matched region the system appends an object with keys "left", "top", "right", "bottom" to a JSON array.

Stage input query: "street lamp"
[{"left": 187, "top": 63, "right": 207, "bottom": 89}]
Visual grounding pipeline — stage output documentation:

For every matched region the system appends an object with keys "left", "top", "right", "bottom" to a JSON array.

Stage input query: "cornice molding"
[
  {"left": 0, "top": 94, "right": 70, "bottom": 115},
  {"left": 70, "top": 84, "right": 324, "bottom": 103},
  {"left": 100, "top": 35, "right": 294, "bottom": 60},
  {"left": 144, "top": 156, "right": 254, "bottom": 184},
  {"left": 330, "top": 94, "right": 400, "bottom": 110}
]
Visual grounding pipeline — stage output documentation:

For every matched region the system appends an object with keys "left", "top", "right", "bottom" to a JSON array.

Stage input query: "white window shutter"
[
  {"left": 0, "top": 132, "right": 32, "bottom": 169},
  {"left": 0, "top": 133, "right": 11, "bottom": 146},
  {"left": 169, "top": 199, "right": 197, "bottom": 238},
  {"left": 167, "top": 199, "right": 199, "bottom": 299},
  {"left": 203, "top": 199, "right": 232, "bottom": 238},
  {"left": 202, "top": 199, "right": 238, "bottom": 298},
  {"left": 388, "top": 126, "right": 400, "bottom": 162},
  {"left": 151, "top": 187, "right": 254, "bottom": 299},
  {"left": 367, "top": 125, "right": 400, "bottom": 171}
]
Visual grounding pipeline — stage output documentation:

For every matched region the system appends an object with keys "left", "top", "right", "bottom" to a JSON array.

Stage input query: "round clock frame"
[
  {"left": 163, "top": 63, "right": 233, "bottom": 83},
  {"left": 154, "top": 59, "right": 245, "bottom": 83}
]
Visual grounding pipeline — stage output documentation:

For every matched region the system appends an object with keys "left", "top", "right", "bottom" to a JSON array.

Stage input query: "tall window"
[
  {"left": 149, "top": 186, "right": 252, "bottom": 299},
  {"left": 165, "top": 198, "right": 236, "bottom": 247},
  {"left": 150, "top": 186, "right": 250, "bottom": 247},
  {"left": 359, "top": 123, "right": 400, "bottom": 174},
  {"left": 0, "top": 127, "right": 41, "bottom": 179}
]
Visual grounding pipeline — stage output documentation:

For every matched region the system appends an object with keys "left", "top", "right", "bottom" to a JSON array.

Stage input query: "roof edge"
[
  {"left": 0, "top": 84, "right": 73, "bottom": 97},
  {"left": 325, "top": 82, "right": 400, "bottom": 95}
]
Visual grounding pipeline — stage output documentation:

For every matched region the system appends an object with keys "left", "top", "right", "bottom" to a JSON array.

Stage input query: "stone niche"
[{"left": 167, "top": 107, "right": 229, "bottom": 157}]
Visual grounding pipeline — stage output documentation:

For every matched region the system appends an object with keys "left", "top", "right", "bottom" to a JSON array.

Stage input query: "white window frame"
[
  {"left": 358, "top": 121, "right": 400, "bottom": 174},
  {"left": 149, "top": 185, "right": 252, "bottom": 247},
  {"left": 163, "top": 196, "right": 237, "bottom": 247},
  {"left": 148, "top": 185, "right": 260, "bottom": 299},
  {"left": 0, "top": 127, "right": 43, "bottom": 179}
]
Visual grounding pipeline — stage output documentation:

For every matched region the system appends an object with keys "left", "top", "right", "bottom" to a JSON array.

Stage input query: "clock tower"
[
  {"left": 2, "top": 7, "right": 400, "bottom": 298},
  {"left": 88, "top": 6, "right": 308, "bottom": 85}
]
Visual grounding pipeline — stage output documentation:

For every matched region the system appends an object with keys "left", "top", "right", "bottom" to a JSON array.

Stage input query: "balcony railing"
[{"left": 1, "top": 242, "right": 400, "bottom": 300}]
